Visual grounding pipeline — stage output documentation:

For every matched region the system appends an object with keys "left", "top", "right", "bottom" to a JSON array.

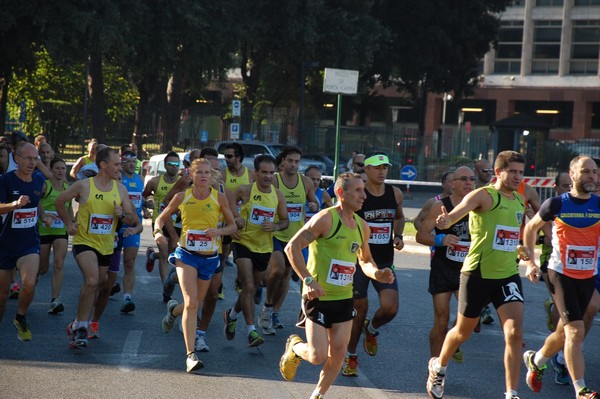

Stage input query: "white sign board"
[
  {"left": 232, "top": 100, "right": 241, "bottom": 117},
  {"left": 323, "top": 68, "right": 359, "bottom": 95},
  {"left": 230, "top": 123, "right": 240, "bottom": 140}
]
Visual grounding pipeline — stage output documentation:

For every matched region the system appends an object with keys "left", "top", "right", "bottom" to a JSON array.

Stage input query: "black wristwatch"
[{"left": 395, "top": 234, "right": 403, "bottom": 240}]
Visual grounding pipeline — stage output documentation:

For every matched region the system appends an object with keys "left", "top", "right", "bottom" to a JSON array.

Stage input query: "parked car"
[
  {"left": 141, "top": 152, "right": 187, "bottom": 185},
  {"left": 214, "top": 140, "right": 326, "bottom": 174}
]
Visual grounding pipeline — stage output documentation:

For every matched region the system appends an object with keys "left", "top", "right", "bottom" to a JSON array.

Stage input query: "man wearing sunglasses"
[
  {"left": 142, "top": 151, "right": 181, "bottom": 299},
  {"left": 342, "top": 152, "right": 405, "bottom": 377},
  {"left": 416, "top": 166, "right": 474, "bottom": 363},
  {"left": 475, "top": 159, "right": 494, "bottom": 189}
]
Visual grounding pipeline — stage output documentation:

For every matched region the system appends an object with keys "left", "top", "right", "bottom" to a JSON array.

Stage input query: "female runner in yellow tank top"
[{"left": 154, "top": 158, "right": 237, "bottom": 373}]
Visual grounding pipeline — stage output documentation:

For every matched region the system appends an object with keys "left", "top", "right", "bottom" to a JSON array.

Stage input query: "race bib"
[
  {"left": 564, "top": 245, "right": 597, "bottom": 271},
  {"left": 186, "top": 229, "right": 215, "bottom": 252},
  {"left": 286, "top": 203, "right": 304, "bottom": 222},
  {"left": 12, "top": 207, "right": 38, "bottom": 229},
  {"left": 446, "top": 240, "right": 471, "bottom": 262},
  {"left": 89, "top": 213, "right": 114, "bottom": 235},
  {"left": 326, "top": 259, "right": 356, "bottom": 287},
  {"left": 492, "top": 225, "right": 520, "bottom": 252},
  {"left": 129, "top": 192, "right": 142, "bottom": 209},
  {"left": 46, "top": 210, "right": 65, "bottom": 229},
  {"left": 368, "top": 222, "right": 391, "bottom": 245},
  {"left": 249, "top": 204, "right": 275, "bottom": 225}
]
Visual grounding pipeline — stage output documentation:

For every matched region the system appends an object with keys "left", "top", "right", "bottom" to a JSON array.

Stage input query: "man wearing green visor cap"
[{"left": 343, "top": 152, "right": 405, "bottom": 377}]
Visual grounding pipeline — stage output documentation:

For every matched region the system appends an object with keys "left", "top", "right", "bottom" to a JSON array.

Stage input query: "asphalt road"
[{"left": 1, "top": 210, "right": 600, "bottom": 399}]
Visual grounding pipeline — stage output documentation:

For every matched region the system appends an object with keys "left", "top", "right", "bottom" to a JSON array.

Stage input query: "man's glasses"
[
  {"left": 166, "top": 161, "right": 180, "bottom": 167},
  {"left": 454, "top": 176, "right": 476, "bottom": 181},
  {"left": 224, "top": 154, "right": 236, "bottom": 159},
  {"left": 354, "top": 162, "right": 364, "bottom": 167},
  {"left": 482, "top": 168, "right": 493, "bottom": 173}
]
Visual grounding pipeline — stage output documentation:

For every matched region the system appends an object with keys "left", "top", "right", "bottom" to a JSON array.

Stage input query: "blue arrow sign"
[{"left": 401, "top": 165, "right": 417, "bottom": 181}]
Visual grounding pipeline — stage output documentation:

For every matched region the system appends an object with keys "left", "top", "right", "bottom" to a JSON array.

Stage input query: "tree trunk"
[
  {"left": 162, "top": 69, "right": 187, "bottom": 152},
  {"left": 0, "top": 76, "right": 9, "bottom": 134},
  {"left": 88, "top": 49, "right": 106, "bottom": 143}
]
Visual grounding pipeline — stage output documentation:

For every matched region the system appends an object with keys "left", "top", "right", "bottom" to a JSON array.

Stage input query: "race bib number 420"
[
  {"left": 89, "top": 213, "right": 114, "bottom": 235},
  {"left": 249, "top": 205, "right": 275, "bottom": 225}
]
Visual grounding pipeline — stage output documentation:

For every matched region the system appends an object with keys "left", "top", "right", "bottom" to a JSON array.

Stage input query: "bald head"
[{"left": 452, "top": 166, "right": 475, "bottom": 198}]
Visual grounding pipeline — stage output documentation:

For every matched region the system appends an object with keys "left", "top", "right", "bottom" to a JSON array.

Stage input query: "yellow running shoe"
[
  {"left": 341, "top": 354, "right": 358, "bottom": 377},
  {"left": 14, "top": 317, "right": 32, "bottom": 341},
  {"left": 363, "top": 319, "right": 379, "bottom": 356},
  {"left": 279, "top": 334, "right": 303, "bottom": 381}
]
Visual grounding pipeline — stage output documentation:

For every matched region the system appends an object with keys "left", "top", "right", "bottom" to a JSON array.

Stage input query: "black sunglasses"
[
  {"left": 354, "top": 162, "right": 364, "bottom": 167},
  {"left": 224, "top": 154, "right": 236, "bottom": 159}
]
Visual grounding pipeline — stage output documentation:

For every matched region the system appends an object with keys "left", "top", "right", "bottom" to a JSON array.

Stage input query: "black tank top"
[
  {"left": 356, "top": 184, "right": 397, "bottom": 265},
  {"left": 433, "top": 196, "right": 470, "bottom": 263}
]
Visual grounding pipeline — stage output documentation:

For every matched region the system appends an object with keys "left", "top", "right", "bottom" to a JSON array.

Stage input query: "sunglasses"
[
  {"left": 224, "top": 154, "right": 237, "bottom": 159},
  {"left": 454, "top": 176, "right": 476, "bottom": 182},
  {"left": 166, "top": 161, "right": 180, "bottom": 167},
  {"left": 482, "top": 168, "right": 493, "bottom": 173},
  {"left": 354, "top": 162, "right": 364, "bottom": 167}
]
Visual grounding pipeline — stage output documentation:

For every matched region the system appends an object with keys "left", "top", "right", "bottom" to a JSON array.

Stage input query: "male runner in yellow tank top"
[
  {"left": 259, "top": 146, "right": 318, "bottom": 335},
  {"left": 223, "top": 155, "right": 289, "bottom": 348},
  {"left": 56, "top": 147, "right": 137, "bottom": 349},
  {"left": 278, "top": 172, "right": 394, "bottom": 399},
  {"left": 142, "top": 151, "right": 181, "bottom": 298}
]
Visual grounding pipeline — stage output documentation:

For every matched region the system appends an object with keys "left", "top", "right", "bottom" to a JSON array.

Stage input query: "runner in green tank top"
[
  {"left": 427, "top": 151, "right": 527, "bottom": 399},
  {"left": 278, "top": 172, "right": 394, "bottom": 399}
]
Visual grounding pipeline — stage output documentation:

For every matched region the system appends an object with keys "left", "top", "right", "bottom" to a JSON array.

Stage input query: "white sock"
[
  {"left": 367, "top": 320, "right": 378, "bottom": 335},
  {"left": 505, "top": 390, "right": 517, "bottom": 399},
  {"left": 434, "top": 358, "right": 447, "bottom": 374},
  {"left": 533, "top": 351, "right": 549, "bottom": 368},
  {"left": 574, "top": 379, "right": 586, "bottom": 394},
  {"left": 124, "top": 293, "right": 131, "bottom": 301},
  {"left": 229, "top": 308, "right": 239, "bottom": 319},
  {"left": 247, "top": 324, "right": 256, "bottom": 335},
  {"left": 310, "top": 389, "right": 324, "bottom": 399},
  {"left": 556, "top": 350, "right": 566, "bottom": 365}
]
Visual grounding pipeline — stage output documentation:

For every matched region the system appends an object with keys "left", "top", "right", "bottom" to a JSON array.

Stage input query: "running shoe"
[
  {"left": 233, "top": 279, "right": 242, "bottom": 294},
  {"left": 9, "top": 282, "right": 19, "bottom": 299},
  {"left": 162, "top": 300, "right": 178, "bottom": 333},
  {"left": 248, "top": 330, "right": 264, "bottom": 347},
  {"left": 162, "top": 267, "right": 177, "bottom": 303},
  {"left": 66, "top": 322, "right": 88, "bottom": 349},
  {"left": 14, "top": 317, "right": 32, "bottom": 341},
  {"left": 272, "top": 312, "right": 284, "bottom": 329},
  {"left": 481, "top": 305, "right": 494, "bottom": 324},
  {"left": 88, "top": 321, "right": 99, "bottom": 339},
  {"left": 362, "top": 319, "right": 378, "bottom": 356},
  {"left": 217, "top": 283, "right": 224, "bottom": 300},
  {"left": 259, "top": 306, "right": 275, "bottom": 335},
  {"left": 523, "top": 350, "right": 546, "bottom": 392},
  {"left": 279, "top": 334, "right": 303, "bottom": 381},
  {"left": 195, "top": 332, "right": 210, "bottom": 352},
  {"left": 309, "top": 394, "right": 323, "bottom": 399},
  {"left": 254, "top": 285, "right": 263, "bottom": 305},
  {"left": 48, "top": 299, "right": 65, "bottom": 314},
  {"left": 223, "top": 308, "right": 237, "bottom": 340},
  {"left": 186, "top": 351, "right": 204, "bottom": 373},
  {"left": 450, "top": 347, "right": 464, "bottom": 364},
  {"left": 544, "top": 298, "right": 555, "bottom": 332},
  {"left": 145, "top": 247, "right": 156, "bottom": 272},
  {"left": 120, "top": 298, "right": 136, "bottom": 313},
  {"left": 550, "top": 353, "right": 571, "bottom": 385},
  {"left": 110, "top": 282, "right": 121, "bottom": 297},
  {"left": 426, "top": 357, "right": 445, "bottom": 399},
  {"left": 341, "top": 354, "right": 358, "bottom": 377},
  {"left": 578, "top": 387, "right": 598, "bottom": 399}
]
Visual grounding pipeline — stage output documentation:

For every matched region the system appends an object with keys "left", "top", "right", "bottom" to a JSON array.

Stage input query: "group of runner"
[{"left": 2, "top": 133, "right": 598, "bottom": 399}]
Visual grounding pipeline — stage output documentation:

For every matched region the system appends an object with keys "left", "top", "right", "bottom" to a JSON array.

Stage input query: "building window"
[
  {"left": 570, "top": 20, "right": 600, "bottom": 75},
  {"left": 536, "top": 0, "right": 564, "bottom": 5},
  {"left": 575, "top": 0, "right": 600, "bottom": 5},
  {"left": 531, "top": 20, "right": 562, "bottom": 74},
  {"left": 494, "top": 21, "right": 523, "bottom": 74}
]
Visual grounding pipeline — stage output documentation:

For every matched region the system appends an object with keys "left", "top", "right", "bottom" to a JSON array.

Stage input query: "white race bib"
[
  {"left": 446, "top": 240, "right": 471, "bottom": 262},
  {"left": 286, "top": 203, "right": 304, "bottom": 222},
  {"left": 326, "top": 259, "right": 356, "bottom": 287},
  {"left": 89, "top": 213, "right": 114, "bottom": 235},
  {"left": 129, "top": 192, "right": 142, "bottom": 209},
  {"left": 186, "top": 229, "right": 215, "bottom": 252},
  {"left": 564, "top": 245, "right": 597, "bottom": 271},
  {"left": 368, "top": 222, "right": 392, "bottom": 245},
  {"left": 46, "top": 210, "right": 64, "bottom": 229},
  {"left": 249, "top": 204, "right": 275, "bottom": 225},
  {"left": 11, "top": 207, "right": 38, "bottom": 229},
  {"left": 492, "top": 225, "right": 520, "bottom": 252}
]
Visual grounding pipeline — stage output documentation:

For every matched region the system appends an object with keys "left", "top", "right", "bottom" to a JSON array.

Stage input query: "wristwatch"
[
  {"left": 153, "top": 227, "right": 163, "bottom": 237},
  {"left": 303, "top": 276, "right": 314, "bottom": 286}
]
